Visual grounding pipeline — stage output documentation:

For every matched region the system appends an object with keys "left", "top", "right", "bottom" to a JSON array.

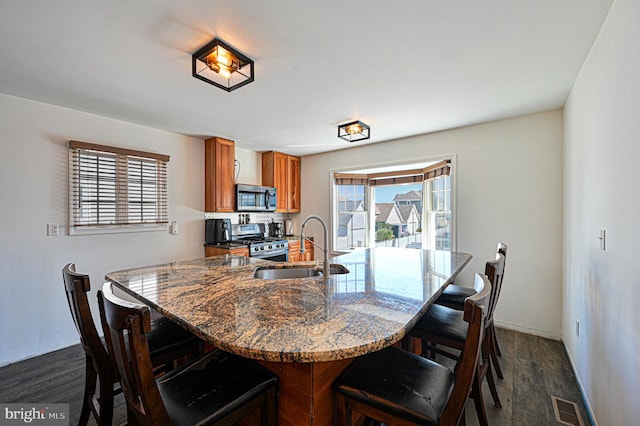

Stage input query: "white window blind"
[{"left": 69, "top": 140, "right": 169, "bottom": 233}]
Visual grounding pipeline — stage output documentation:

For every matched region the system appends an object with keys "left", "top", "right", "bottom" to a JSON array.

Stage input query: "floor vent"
[{"left": 551, "top": 396, "right": 584, "bottom": 426}]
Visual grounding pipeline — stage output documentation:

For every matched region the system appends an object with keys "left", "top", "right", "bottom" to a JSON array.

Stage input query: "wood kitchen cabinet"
[
  {"left": 288, "top": 238, "right": 314, "bottom": 262},
  {"left": 262, "top": 151, "right": 301, "bottom": 212},
  {"left": 205, "top": 245, "right": 249, "bottom": 257},
  {"left": 205, "top": 137, "right": 235, "bottom": 212}
]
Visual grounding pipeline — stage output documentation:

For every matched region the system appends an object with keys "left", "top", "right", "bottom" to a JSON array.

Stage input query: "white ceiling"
[{"left": 0, "top": 1, "right": 612, "bottom": 156}]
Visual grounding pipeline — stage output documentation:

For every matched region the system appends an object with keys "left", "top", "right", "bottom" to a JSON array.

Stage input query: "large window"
[
  {"left": 426, "top": 175, "right": 452, "bottom": 250},
  {"left": 335, "top": 183, "right": 368, "bottom": 250},
  {"left": 69, "top": 140, "right": 169, "bottom": 234},
  {"left": 333, "top": 160, "right": 452, "bottom": 251}
]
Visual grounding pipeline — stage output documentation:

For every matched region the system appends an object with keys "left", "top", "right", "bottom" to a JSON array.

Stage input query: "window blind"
[
  {"left": 69, "top": 141, "right": 169, "bottom": 231},
  {"left": 334, "top": 159, "right": 450, "bottom": 186}
]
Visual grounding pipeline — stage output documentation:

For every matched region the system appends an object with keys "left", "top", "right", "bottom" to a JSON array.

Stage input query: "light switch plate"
[{"left": 599, "top": 229, "right": 606, "bottom": 250}]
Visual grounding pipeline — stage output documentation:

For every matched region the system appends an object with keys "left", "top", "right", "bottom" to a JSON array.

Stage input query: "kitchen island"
[{"left": 106, "top": 247, "right": 472, "bottom": 426}]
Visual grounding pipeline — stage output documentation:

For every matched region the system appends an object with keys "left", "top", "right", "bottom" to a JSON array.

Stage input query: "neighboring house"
[
  {"left": 393, "top": 189, "right": 423, "bottom": 215},
  {"left": 336, "top": 197, "right": 366, "bottom": 249},
  {"left": 393, "top": 189, "right": 423, "bottom": 228},
  {"left": 375, "top": 203, "right": 403, "bottom": 237},
  {"left": 397, "top": 204, "right": 420, "bottom": 236}
]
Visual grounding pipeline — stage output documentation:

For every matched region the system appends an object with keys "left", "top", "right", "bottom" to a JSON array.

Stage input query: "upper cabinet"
[
  {"left": 205, "top": 137, "right": 235, "bottom": 212},
  {"left": 262, "top": 151, "right": 301, "bottom": 213}
]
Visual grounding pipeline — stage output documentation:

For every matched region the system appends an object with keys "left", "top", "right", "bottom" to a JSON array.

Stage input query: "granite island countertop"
[{"left": 106, "top": 247, "right": 471, "bottom": 362}]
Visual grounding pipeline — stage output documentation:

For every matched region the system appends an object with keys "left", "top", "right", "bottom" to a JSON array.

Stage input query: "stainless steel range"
[{"left": 230, "top": 223, "right": 289, "bottom": 261}]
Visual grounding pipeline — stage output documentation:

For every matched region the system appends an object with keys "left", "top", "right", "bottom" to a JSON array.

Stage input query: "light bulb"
[{"left": 346, "top": 124, "right": 363, "bottom": 134}]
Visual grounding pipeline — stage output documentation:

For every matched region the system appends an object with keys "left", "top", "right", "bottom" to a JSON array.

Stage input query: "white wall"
[
  {"left": 0, "top": 93, "right": 206, "bottom": 366},
  {"left": 235, "top": 146, "right": 262, "bottom": 185},
  {"left": 564, "top": 0, "right": 640, "bottom": 423},
  {"left": 301, "top": 111, "right": 564, "bottom": 338}
]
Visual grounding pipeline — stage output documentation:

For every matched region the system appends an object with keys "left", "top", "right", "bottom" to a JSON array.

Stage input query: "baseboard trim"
[
  {"left": 562, "top": 344, "right": 598, "bottom": 426},
  {"left": 494, "top": 320, "right": 561, "bottom": 340}
]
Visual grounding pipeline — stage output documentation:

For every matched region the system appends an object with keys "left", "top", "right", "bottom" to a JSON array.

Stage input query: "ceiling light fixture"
[
  {"left": 338, "top": 120, "right": 370, "bottom": 142},
  {"left": 192, "top": 38, "right": 254, "bottom": 92}
]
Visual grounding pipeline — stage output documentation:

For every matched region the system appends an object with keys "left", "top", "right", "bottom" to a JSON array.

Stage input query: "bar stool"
[
  {"left": 435, "top": 242, "right": 508, "bottom": 374},
  {"left": 99, "top": 282, "right": 278, "bottom": 426},
  {"left": 408, "top": 254, "right": 506, "bottom": 426},
  {"left": 62, "top": 263, "right": 203, "bottom": 426},
  {"left": 335, "top": 273, "right": 491, "bottom": 426}
]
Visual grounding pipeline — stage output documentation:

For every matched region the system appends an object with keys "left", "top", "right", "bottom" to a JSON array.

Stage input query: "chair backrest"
[
  {"left": 484, "top": 253, "right": 506, "bottom": 325},
  {"left": 495, "top": 242, "right": 508, "bottom": 310},
  {"left": 440, "top": 273, "right": 491, "bottom": 425},
  {"left": 497, "top": 242, "right": 508, "bottom": 260},
  {"left": 98, "top": 282, "right": 170, "bottom": 426},
  {"left": 62, "top": 264, "right": 113, "bottom": 375}
]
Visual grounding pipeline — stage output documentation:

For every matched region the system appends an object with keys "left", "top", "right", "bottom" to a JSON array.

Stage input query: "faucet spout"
[{"left": 300, "top": 215, "right": 330, "bottom": 277}]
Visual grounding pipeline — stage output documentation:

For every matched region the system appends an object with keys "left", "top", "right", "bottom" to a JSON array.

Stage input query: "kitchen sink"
[{"left": 253, "top": 264, "right": 349, "bottom": 280}]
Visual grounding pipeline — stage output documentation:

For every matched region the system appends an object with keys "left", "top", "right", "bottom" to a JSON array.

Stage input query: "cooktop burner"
[{"left": 226, "top": 223, "right": 289, "bottom": 259}]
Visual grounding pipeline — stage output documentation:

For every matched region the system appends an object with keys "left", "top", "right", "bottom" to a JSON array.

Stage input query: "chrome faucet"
[{"left": 300, "top": 215, "right": 330, "bottom": 277}]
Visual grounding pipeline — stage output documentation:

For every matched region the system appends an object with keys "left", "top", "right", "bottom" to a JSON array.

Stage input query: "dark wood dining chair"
[
  {"left": 98, "top": 282, "right": 278, "bottom": 426},
  {"left": 407, "top": 254, "right": 506, "bottom": 426},
  {"left": 62, "top": 263, "right": 203, "bottom": 426},
  {"left": 334, "top": 273, "right": 491, "bottom": 426},
  {"left": 435, "top": 242, "right": 508, "bottom": 375}
]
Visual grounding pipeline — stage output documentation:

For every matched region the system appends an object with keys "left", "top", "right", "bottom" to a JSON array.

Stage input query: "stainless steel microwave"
[{"left": 236, "top": 184, "right": 277, "bottom": 212}]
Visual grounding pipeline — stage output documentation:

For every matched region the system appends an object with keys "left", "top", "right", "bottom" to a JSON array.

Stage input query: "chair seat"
[
  {"left": 435, "top": 284, "right": 476, "bottom": 309},
  {"left": 147, "top": 316, "right": 200, "bottom": 359},
  {"left": 415, "top": 304, "right": 468, "bottom": 344},
  {"left": 157, "top": 349, "right": 277, "bottom": 426},
  {"left": 336, "top": 346, "right": 455, "bottom": 425}
]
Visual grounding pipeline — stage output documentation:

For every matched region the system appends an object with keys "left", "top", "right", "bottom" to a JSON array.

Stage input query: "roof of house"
[
  {"left": 397, "top": 204, "right": 418, "bottom": 222},
  {"left": 375, "top": 203, "right": 402, "bottom": 224},
  {"left": 393, "top": 189, "right": 423, "bottom": 202}
]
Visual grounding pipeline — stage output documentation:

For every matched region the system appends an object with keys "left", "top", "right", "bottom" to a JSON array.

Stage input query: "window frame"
[
  {"left": 68, "top": 140, "right": 170, "bottom": 236},
  {"left": 334, "top": 182, "right": 370, "bottom": 251},
  {"left": 331, "top": 156, "right": 456, "bottom": 253}
]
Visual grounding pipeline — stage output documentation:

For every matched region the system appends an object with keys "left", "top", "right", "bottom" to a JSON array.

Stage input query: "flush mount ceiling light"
[
  {"left": 338, "top": 120, "right": 370, "bottom": 142},
  {"left": 192, "top": 38, "right": 254, "bottom": 92}
]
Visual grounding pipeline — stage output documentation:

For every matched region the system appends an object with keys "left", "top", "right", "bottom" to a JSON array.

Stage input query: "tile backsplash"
[{"left": 204, "top": 211, "right": 292, "bottom": 226}]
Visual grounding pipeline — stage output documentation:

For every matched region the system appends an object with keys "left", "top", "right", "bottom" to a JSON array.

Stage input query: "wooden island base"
[{"left": 257, "top": 358, "right": 354, "bottom": 426}]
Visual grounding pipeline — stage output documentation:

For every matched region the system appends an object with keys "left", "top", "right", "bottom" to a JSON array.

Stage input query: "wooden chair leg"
[
  {"left": 485, "top": 361, "right": 502, "bottom": 408},
  {"left": 471, "top": 376, "right": 489, "bottom": 426},
  {"left": 79, "top": 357, "right": 95, "bottom": 426},
  {"left": 459, "top": 407, "right": 467, "bottom": 426},
  {"left": 488, "top": 326, "right": 504, "bottom": 379},
  {"left": 97, "top": 372, "right": 114, "bottom": 426},
  {"left": 492, "top": 324, "right": 503, "bottom": 357}
]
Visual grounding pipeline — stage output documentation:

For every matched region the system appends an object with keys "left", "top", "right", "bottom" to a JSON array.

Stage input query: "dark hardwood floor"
[{"left": 0, "top": 328, "right": 590, "bottom": 426}]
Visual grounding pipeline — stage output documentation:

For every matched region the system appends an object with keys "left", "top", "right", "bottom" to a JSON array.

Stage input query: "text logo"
[{"left": 0, "top": 404, "right": 68, "bottom": 425}]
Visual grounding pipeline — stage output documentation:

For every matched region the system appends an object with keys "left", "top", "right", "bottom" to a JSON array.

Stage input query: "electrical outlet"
[
  {"left": 575, "top": 320, "right": 580, "bottom": 337},
  {"left": 47, "top": 223, "right": 59, "bottom": 237}
]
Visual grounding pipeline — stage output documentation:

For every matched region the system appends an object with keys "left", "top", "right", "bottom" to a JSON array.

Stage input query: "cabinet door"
[
  {"left": 262, "top": 151, "right": 301, "bottom": 213},
  {"left": 273, "top": 152, "right": 289, "bottom": 212},
  {"left": 287, "top": 155, "right": 301, "bottom": 212},
  {"left": 303, "top": 239, "right": 314, "bottom": 261},
  {"left": 288, "top": 240, "right": 301, "bottom": 262},
  {"left": 205, "top": 246, "right": 249, "bottom": 257},
  {"left": 205, "top": 137, "right": 235, "bottom": 212}
]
